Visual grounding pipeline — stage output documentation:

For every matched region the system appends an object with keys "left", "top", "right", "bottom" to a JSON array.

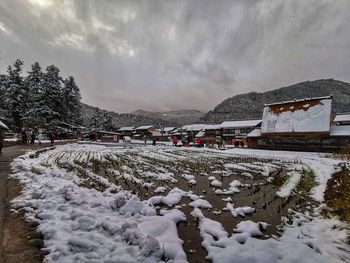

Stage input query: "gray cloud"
[{"left": 0, "top": 0, "right": 349, "bottom": 112}]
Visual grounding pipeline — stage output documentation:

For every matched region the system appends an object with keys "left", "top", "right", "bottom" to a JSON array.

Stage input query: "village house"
[
  {"left": 134, "top": 125, "right": 156, "bottom": 139},
  {"left": 118, "top": 127, "right": 135, "bottom": 137},
  {"left": 246, "top": 95, "right": 350, "bottom": 152},
  {"left": 88, "top": 130, "right": 121, "bottom": 142},
  {"left": 180, "top": 124, "right": 207, "bottom": 142},
  {"left": 151, "top": 127, "right": 177, "bottom": 141},
  {"left": 195, "top": 124, "right": 222, "bottom": 146},
  {"left": 220, "top": 119, "right": 262, "bottom": 145}
]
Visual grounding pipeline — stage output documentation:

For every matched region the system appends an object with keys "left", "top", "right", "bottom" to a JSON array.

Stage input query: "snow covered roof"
[
  {"left": 135, "top": 125, "right": 154, "bottom": 130},
  {"left": 159, "top": 127, "right": 176, "bottom": 132},
  {"left": 220, "top": 120, "right": 262, "bottom": 128},
  {"left": 264, "top": 95, "right": 333, "bottom": 106},
  {"left": 261, "top": 97, "right": 332, "bottom": 134},
  {"left": 182, "top": 124, "right": 207, "bottom": 131},
  {"left": 195, "top": 130, "right": 205, "bottom": 138},
  {"left": 57, "top": 121, "right": 86, "bottom": 129},
  {"left": 0, "top": 120, "right": 9, "bottom": 130},
  {"left": 203, "top": 124, "right": 222, "bottom": 130},
  {"left": 330, "top": 125, "right": 350, "bottom": 137},
  {"left": 333, "top": 113, "right": 350, "bottom": 123},
  {"left": 247, "top": 129, "right": 261, "bottom": 138},
  {"left": 99, "top": 131, "right": 121, "bottom": 135},
  {"left": 119, "top": 127, "right": 135, "bottom": 131}
]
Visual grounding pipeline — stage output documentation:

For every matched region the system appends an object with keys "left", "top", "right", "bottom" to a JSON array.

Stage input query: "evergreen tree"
[
  {"left": 5, "top": 59, "right": 27, "bottom": 128},
  {"left": 22, "top": 62, "right": 45, "bottom": 127},
  {"left": 42, "top": 65, "right": 64, "bottom": 124},
  {"left": 0, "top": 59, "right": 83, "bottom": 129},
  {"left": 62, "top": 76, "right": 82, "bottom": 125},
  {"left": 0, "top": 74, "right": 8, "bottom": 116},
  {"left": 90, "top": 108, "right": 112, "bottom": 130}
]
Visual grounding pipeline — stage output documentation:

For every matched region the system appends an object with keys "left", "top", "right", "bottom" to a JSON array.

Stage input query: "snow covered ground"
[{"left": 10, "top": 143, "right": 350, "bottom": 262}]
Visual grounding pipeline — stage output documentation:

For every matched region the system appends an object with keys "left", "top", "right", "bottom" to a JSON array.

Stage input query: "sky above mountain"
[{"left": 0, "top": 0, "right": 349, "bottom": 112}]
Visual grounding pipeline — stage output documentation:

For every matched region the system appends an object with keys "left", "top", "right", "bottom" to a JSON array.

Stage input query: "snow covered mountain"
[
  {"left": 201, "top": 79, "right": 350, "bottom": 123},
  {"left": 81, "top": 104, "right": 192, "bottom": 128},
  {"left": 131, "top": 109, "right": 204, "bottom": 126}
]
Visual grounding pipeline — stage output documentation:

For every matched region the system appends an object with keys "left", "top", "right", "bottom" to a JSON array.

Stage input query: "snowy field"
[{"left": 10, "top": 143, "right": 350, "bottom": 263}]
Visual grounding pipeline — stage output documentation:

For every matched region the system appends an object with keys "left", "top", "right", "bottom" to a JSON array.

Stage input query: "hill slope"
[
  {"left": 81, "top": 104, "right": 191, "bottom": 128},
  {"left": 201, "top": 79, "right": 350, "bottom": 123},
  {"left": 131, "top": 109, "right": 204, "bottom": 126}
]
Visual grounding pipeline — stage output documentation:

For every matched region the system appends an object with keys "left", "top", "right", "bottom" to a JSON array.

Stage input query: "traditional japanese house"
[
  {"left": 151, "top": 127, "right": 177, "bottom": 141},
  {"left": 196, "top": 124, "right": 222, "bottom": 146},
  {"left": 221, "top": 119, "right": 262, "bottom": 144},
  {"left": 180, "top": 124, "right": 207, "bottom": 141},
  {"left": 118, "top": 127, "right": 135, "bottom": 137},
  {"left": 247, "top": 96, "right": 342, "bottom": 152},
  {"left": 134, "top": 125, "right": 156, "bottom": 138},
  {"left": 88, "top": 130, "right": 121, "bottom": 142}
]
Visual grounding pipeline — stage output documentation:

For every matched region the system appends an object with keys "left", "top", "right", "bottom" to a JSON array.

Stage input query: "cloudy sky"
[{"left": 0, "top": 0, "right": 349, "bottom": 113}]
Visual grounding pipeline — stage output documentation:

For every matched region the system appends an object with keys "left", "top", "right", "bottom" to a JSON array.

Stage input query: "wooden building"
[
  {"left": 220, "top": 119, "right": 261, "bottom": 144},
  {"left": 180, "top": 124, "right": 207, "bottom": 141},
  {"left": 134, "top": 125, "right": 156, "bottom": 138},
  {"left": 88, "top": 130, "right": 121, "bottom": 142},
  {"left": 196, "top": 124, "right": 222, "bottom": 146},
  {"left": 118, "top": 127, "right": 135, "bottom": 137},
  {"left": 246, "top": 96, "right": 350, "bottom": 152}
]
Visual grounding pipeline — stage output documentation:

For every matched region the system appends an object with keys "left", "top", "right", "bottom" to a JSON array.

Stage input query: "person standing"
[
  {"left": 49, "top": 132, "right": 55, "bottom": 146},
  {"left": 38, "top": 132, "right": 43, "bottom": 145},
  {"left": 173, "top": 136, "right": 178, "bottom": 147},
  {"left": 22, "top": 130, "right": 27, "bottom": 144},
  {"left": 31, "top": 131, "right": 36, "bottom": 144},
  {"left": 26, "top": 130, "right": 31, "bottom": 144}
]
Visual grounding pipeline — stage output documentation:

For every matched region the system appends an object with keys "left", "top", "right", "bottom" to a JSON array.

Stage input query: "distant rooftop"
[
  {"left": 135, "top": 125, "right": 154, "bottom": 130},
  {"left": 334, "top": 113, "right": 350, "bottom": 123},
  {"left": 119, "top": 127, "right": 135, "bottom": 131},
  {"left": 182, "top": 124, "right": 207, "bottom": 131},
  {"left": 220, "top": 119, "right": 262, "bottom": 128}
]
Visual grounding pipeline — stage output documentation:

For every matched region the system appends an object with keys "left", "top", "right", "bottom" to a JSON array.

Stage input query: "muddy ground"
[{"left": 0, "top": 142, "right": 76, "bottom": 263}]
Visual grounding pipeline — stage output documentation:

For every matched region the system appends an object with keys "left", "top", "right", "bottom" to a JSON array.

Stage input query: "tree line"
[{"left": 0, "top": 59, "right": 82, "bottom": 130}]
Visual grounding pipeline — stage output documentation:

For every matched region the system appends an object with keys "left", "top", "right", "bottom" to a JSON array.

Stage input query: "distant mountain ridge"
[
  {"left": 131, "top": 109, "right": 204, "bottom": 126},
  {"left": 201, "top": 79, "right": 350, "bottom": 123},
  {"left": 81, "top": 104, "right": 203, "bottom": 128}
]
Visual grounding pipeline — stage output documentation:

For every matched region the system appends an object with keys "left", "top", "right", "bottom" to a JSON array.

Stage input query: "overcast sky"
[{"left": 0, "top": 0, "right": 349, "bottom": 113}]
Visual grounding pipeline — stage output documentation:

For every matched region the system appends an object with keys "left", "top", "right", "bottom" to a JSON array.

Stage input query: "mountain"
[
  {"left": 131, "top": 109, "right": 204, "bottom": 126},
  {"left": 201, "top": 79, "right": 350, "bottom": 123},
  {"left": 81, "top": 104, "right": 196, "bottom": 129}
]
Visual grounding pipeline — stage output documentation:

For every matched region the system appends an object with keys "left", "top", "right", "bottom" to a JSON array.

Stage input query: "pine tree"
[
  {"left": 5, "top": 59, "right": 27, "bottom": 128},
  {"left": 62, "top": 76, "right": 82, "bottom": 125},
  {"left": 42, "top": 65, "right": 64, "bottom": 124},
  {"left": 22, "top": 62, "right": 46, "bottom": 127},
  {"left": 90, "top": 108, "right": 112, "bottom": 130},
  {"left": 0, "top": 74, "right": 8, "bottom": 116}
]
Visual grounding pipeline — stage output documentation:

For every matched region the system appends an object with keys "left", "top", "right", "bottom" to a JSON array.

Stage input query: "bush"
[{"left": 324, "top": 165, "right": 350, "bottom": 221}]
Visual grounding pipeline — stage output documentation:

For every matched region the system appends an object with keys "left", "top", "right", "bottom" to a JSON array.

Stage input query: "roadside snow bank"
[{"left": 10, "top": 146, "right": 188, "bottom": 263}]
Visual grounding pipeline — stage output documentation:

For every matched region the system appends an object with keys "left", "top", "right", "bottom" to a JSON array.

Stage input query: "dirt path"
[{"left": 0, "top": 142, "right": 75, "bottom": 263}]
